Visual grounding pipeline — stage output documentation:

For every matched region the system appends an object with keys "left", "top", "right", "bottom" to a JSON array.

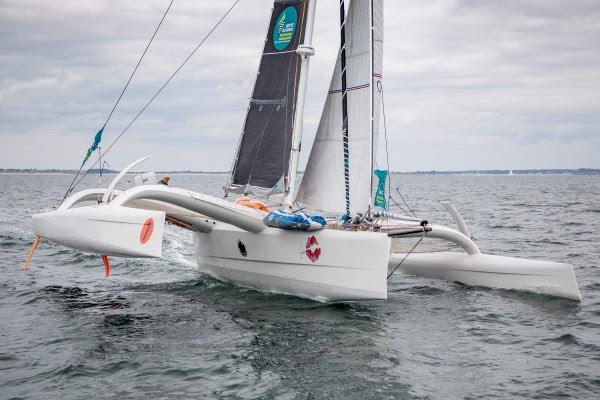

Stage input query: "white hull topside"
[
  {"left": 31, "top": 185, "right": 582, "bottom": 302},
  {"left": 194, "top": 224, "right": 390, "bottom": 302}
]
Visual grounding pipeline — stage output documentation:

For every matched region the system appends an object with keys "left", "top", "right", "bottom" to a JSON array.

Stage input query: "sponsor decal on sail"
[{"left": 273, "top": 6, "right": 297, "bottom": 51}]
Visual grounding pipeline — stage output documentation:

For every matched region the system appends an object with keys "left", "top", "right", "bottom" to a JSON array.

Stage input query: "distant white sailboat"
[
  {"left": 508, "top": 170, "right": 514, "bottom": 175},
  {"left": 29, "top": 0, "right": 581, "bottom": 302}
]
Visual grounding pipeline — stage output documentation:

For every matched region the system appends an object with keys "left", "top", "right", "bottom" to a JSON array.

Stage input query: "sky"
[{"left": 1, "top": 0, "right": 599, "bottom": 172}]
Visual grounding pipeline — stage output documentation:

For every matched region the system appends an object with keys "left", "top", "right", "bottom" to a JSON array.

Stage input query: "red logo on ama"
[
  {"left": 305, "top": 235, "right": 321, "bottom": 263},
  {"left": 140, "top": 218, "right": 154, "bottom": 244}
]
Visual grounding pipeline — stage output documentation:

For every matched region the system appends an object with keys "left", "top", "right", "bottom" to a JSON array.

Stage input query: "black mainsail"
[{"left": 227, "top": 0, "right": 308, "bottom": 196}]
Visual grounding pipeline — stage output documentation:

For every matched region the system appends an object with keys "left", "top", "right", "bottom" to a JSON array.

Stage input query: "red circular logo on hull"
[{"left": 140, "top": 218, "right": 154, "bottom": 244}]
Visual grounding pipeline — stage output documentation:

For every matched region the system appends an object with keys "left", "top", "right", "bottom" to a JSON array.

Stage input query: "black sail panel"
[{"left": 228, "top": 0, "right": 307, "bottom": 194}]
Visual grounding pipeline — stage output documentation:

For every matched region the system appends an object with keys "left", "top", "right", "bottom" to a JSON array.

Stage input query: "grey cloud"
[{"left": 0, "top": 0, "right": 599, "bottom": 171}]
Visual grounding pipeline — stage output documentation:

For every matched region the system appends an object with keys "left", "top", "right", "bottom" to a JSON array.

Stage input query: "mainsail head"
[
  {"left": 297, "top": 0, "right": 384, "bottom": 214},
  {"left": 226, "top": 0, "right": 309, "bottom": 196}
]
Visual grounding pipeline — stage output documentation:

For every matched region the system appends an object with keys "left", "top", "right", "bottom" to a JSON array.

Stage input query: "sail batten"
[{"left": 227, "top": 0, "right": 309, "bottom": 195}]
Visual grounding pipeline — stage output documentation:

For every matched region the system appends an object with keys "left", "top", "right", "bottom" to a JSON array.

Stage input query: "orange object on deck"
[
  {"left": 22, "top": 235, "right": 41, "bottom": 270},
  {"left": 234, "top": 197, "right": 269, "bottom": 213},
  {"left": 102, "top": 255, "right": 110, "bottom": 278}
]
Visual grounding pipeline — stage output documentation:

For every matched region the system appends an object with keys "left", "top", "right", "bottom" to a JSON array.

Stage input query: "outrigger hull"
[
  {"left": 32, "top": 205, "right": 166, "bottom": 258},
  {"left": 389, "top": 251, "right": 582, "bottom": 301}
]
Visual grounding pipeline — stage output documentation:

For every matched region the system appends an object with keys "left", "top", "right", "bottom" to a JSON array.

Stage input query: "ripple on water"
[
  {"left": 103, "top": 313, "right": 152, "bottom": 327},
  {"left": 488, "top": 224, "right": 522, "bottom": 230},
  {"left": 0, "top": 234, "right": 20, "bottom": 247},
  {"left": 584, "top": 282, "right": 600, "bottom": 291},
  {"left": 0, "top": 352, "right": 19, "bottom": 362},
  {"left": 2, "top": 173, "right": 600, "bottom": 399},
  {"left": 406, "top": 285, "right": 448, "bottom": 296},
  {"left": 40, "top": 285, "right": 129, "bottom": 310},
  {"left": 543, "top": 333, "right": 581, "bottom": 346}
]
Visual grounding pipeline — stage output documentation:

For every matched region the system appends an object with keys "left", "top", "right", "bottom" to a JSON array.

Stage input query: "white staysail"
[{"left": 297, "top": 0, "right": 383, "bottom": 214}]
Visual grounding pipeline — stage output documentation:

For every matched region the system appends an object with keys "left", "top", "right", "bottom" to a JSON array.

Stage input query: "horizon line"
[{"left": 1, "top": 167, "right": 599, "bottom": 175}]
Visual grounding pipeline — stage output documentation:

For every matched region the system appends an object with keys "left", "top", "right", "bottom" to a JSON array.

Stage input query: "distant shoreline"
[
  {"left": 0, "top": 169, "right": 229, "bottom": 175},
  {"left": 1, "top": 168, "right": 599, "bottom": 175}
]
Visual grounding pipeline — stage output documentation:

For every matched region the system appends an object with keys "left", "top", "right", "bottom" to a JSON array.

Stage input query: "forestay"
[
  {"left": 297, "top": 0, "right": 383, "bottom": 214},
  {"left": 227, "top": 0, "right": 309, "bottom": 196}
]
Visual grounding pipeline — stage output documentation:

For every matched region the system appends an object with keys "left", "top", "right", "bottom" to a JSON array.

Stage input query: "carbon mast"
[{"left": 283, "top": 0, "right": 317, "bottom": 208}]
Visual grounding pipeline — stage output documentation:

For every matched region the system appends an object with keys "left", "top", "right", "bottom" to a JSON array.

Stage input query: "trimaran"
[{"left": 27, "top": 0, "right": 581, "bottom": 302}]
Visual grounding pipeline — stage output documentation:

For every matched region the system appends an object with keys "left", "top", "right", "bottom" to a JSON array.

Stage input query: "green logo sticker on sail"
[
  {"left": 273, "top": 6, "right": 298, "bottom": 51},
  {"left": 374, "top": 170, "right": 388, "bottom": 209}
]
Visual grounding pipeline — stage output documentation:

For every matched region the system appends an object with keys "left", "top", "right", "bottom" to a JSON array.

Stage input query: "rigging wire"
[
  {"left": 388, "top": 194, "right": 411, "bottom": 217},
  {"left": 105, "top": 0, "right": 176, "bottom": 129},
  {"left": 65, "top": 0, "right": 242, "bottom": 199},
  {"left": 60, "top": 0, "right": 175, "bottom": 204},
  {"left": 387, "top": 231, "right": 426, "bottom": 280},
  {"left": 98, "top": 145, "right": 103, "bottom": 187},
  {"left": 377, "top": 79, "right": 390, "bottom": 225},
  {"left": 378, "top": 80, "right": 392, "bottom": 212},
  {"left": 379, "top": 81, "right": 418, "bottom": 219},
  {"left": 395, "top": 186, "right": 417, "bottom": 218}
]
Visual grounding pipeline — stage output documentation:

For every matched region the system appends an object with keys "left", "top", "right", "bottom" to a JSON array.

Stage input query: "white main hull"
[{"left": 194, "top": 223, "right": 391, "bottom": 302}]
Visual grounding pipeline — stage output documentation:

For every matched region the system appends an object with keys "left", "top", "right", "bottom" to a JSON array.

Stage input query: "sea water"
[{"left": 1, "top": 173, "right": 599, "bottom": 399}]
